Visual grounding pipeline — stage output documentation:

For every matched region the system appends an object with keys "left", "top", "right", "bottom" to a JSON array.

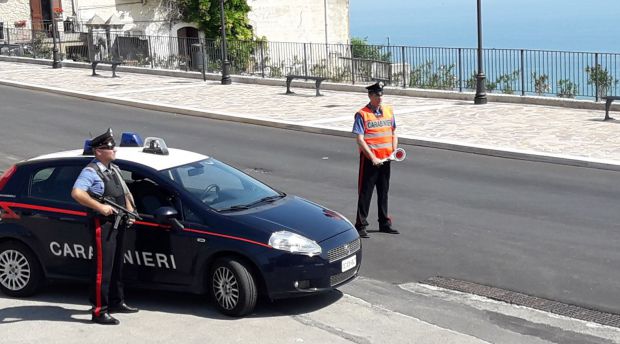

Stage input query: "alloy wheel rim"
[
  {"left": 213, "top": 266, "right": 239, "bottom": 310},
  {"left": 0, "top": 250, "right": 31, "bottom": 291}
]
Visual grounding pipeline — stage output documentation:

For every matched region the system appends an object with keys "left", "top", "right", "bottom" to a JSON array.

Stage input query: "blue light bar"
[
  {"left": 82, "top": 139, "right": 94, "bottom": 155},
  {"left": 120, "top": 132, "right": 143, "bottom": 147}
]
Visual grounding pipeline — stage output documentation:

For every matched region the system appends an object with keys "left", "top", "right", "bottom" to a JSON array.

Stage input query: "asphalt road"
[{"left": 1, "top": 85, "right": 620, "bottom": 314}]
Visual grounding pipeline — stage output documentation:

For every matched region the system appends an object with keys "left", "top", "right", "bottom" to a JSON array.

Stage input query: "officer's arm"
[
  {"left": 71, "top": 188, "right": 114, "bottom": 216},
  {"left": 125, "top": 194, "right": 135, "bottom": 213},
  {"left": 356, "top": 134, "right": 382, "bottom": 165},
  {"left": 392, "top": 132, "right": 398, "bottom": 151}
]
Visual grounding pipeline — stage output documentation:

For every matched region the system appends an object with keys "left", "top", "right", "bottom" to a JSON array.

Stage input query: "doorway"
[{"left": 176, "top": 27, "right": 199, "bottom": 70}]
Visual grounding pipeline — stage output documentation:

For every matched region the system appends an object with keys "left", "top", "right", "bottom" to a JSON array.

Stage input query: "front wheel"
[
  {"left": 0, "top": 241, "right": 44, "bottom": 297},
  {"left": 210, "top": 257, "right": 257, "bottom": 317}
]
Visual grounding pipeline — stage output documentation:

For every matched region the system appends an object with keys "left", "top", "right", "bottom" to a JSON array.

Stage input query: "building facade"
[{"left": 0, "top": 0, "right": 350, "bottom": 44}]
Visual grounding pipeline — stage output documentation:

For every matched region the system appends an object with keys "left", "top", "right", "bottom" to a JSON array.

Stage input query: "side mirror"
[{"left": 153, "top": 206, "right": 184, "bottom": 231}]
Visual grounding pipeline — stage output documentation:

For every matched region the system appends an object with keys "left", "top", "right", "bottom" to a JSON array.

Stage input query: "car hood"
[{"left": 230, "top": 196, "right": 353, "bottom": 242}]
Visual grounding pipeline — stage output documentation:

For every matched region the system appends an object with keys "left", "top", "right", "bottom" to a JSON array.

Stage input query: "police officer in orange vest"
[
  {"left": 71, "top": 128, "right": 139, "bottom": 325},
  {"left": 352, "top": 82, "right": 399, "bottom": 238}
]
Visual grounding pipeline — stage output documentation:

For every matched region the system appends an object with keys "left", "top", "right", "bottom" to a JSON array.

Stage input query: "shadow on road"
[
  {"left": 0, "top": 305, "right": 91, "bottom": 324},
  {"left": 0, "top": 281, "right": 344, "bottom": 322}
]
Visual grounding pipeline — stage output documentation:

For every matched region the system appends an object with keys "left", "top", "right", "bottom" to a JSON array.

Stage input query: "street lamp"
[
  {"left": 219, "top": 0, "right": 231, "bottom": 85},
  {"left": 50, "top": 6, "right": 61, "bottom": 69},
  {"left": 474, "top": 0, "right": 486, "bottom": 104}
]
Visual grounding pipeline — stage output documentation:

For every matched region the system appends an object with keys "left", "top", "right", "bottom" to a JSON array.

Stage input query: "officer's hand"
[
  {"left": 126, "top": 217, "right": 136, "bottom": 226},
  {"left": 98, "top": 204, "right": 116, "bottom": 216},
  {"left": 371, "top": 156, "right": 384, "bottom": 166}
]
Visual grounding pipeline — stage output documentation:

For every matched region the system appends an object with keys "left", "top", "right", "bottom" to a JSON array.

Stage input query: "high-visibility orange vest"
[{"left": 358, "top": 105, "right": 394, "bottom": 160}]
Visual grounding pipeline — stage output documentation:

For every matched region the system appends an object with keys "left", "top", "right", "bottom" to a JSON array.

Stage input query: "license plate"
[{"left": 341, "top": 255, "right": 357, "bottom": 272}]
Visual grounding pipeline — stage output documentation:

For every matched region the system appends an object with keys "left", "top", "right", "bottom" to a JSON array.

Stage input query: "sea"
[
  {"left": 348, "top": 0, "right": 620, "bottom": 98},
  {"left": 349, "top": 0, "right": 620, "bottom": 54}
]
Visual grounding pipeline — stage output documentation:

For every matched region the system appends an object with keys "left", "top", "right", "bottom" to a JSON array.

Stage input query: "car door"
[
  {"left": 118, "top": 167, "right": 201, "bottom": 287},
  {"left": 20, "top": 162, "right": 91, "bottom": 279}
]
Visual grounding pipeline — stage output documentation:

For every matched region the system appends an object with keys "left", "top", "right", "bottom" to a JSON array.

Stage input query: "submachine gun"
[{"left": 102, "top": 197, "right": 142, "bottom": 230}]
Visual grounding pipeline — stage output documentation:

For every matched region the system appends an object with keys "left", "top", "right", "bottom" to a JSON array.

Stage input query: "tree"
[
  {"left": 532, "top": 72, "right": 550, "bottom": 96},
  {"left": 177, "top": 0, "right": 253, "bottom": 40},
  {"left": 351, "top": 37, "right": 391, "bottom": 62},
  {"left": 585, "top": 64, "right": 618, "bottom": 100}
]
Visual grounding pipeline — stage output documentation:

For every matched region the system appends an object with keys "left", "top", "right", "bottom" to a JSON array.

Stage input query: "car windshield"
[{"left": 160, "top": 158, "right": 283, "bottom": 211}]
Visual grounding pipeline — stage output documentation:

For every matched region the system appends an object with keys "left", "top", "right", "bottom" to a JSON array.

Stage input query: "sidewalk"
[{"left": 1, "top": 60, "right": 619, "bottom": 171}]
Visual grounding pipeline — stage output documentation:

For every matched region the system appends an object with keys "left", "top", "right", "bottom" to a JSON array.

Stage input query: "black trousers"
[
  {"left": 89, "top": 216, "right": 126, "bottom": 316},
  {"left": 355, "top": 153, "right": 392, "bottom": 230}
]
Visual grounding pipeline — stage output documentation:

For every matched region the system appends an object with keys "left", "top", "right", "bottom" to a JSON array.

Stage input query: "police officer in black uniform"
[
  {"left": 352, "top": 82, "right": 400, "bottom": 238},
  {"left": 71, "top": 128, "right": 139, "bottom": 325}
]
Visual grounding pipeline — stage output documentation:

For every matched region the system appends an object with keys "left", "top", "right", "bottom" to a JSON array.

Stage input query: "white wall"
[
  {"left": 0, "top": 0, "right": 33, "bottom": 29},
  {"left": 3, "top": 0, "right": 351, "bottom": 44},
  {"left": 247, "top": 0, "right": 349, "bottom": 44}
]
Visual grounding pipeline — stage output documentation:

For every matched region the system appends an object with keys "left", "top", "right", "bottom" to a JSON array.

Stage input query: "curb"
[{"left": 1, "top": 78, "right": 619, "bottom": 172}]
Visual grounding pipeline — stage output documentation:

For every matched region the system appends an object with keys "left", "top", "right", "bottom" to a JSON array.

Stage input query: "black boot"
[
  {"left": 110, "top": 302, "right": 139, "bottom": 314},
  {"left": 92, "top": 312, "right": 120, "bottom": 325},
  {"left": 357, "top": 228, "right": 369, "bottom": 238},
  {"left": 379, "top": 226, "right": 399, "bottom": 234}
]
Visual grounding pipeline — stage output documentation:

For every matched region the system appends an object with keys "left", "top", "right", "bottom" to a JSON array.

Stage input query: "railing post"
[
  {"left": 148, "top": 36, "right": 154, "bottom": 69},
  {"left": 116, "top": 33, "right": 121, "bottom": 62},
  {"left": 350, "top": 44, "right": 355, "bottom": 85},
  {"left": 259, "top": 40, "right": 265, "bottom": 78},
  {"left": 520, "top": 49, "right": 525, "bottom": 96},
  {"left": 6, "top": 28, "right": 10, "bottom": 46},
  {"left": 458, "top": 48, "right": 463, "bottom": 92},
  {"left": 401, "top": 45, "right": 406, "bottom": 88},
  {"left": 184, "top": 38, "right": 189, "bottom": 72},
  {"left": 31, "top": 29, "right": 37, "bottom": 59},
  {"left": 303, "top": 43, "right": 308, "bottom": 76},
  {"left": 200, "top": 38, "right": 207, "bottom": 81},
  {"left": 594, "top": 52, "right": 599, "bottom": 101}
]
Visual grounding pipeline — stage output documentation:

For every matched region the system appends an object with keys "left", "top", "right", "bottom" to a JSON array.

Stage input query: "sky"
[{"left": 349, "top": 0, "right": 620, "bottom": 53}]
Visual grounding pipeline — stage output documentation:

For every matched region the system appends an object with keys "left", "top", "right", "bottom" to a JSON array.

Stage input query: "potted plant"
[
  {"left": 53, "top": 7, "right": 64, "bottom": 20},
  {"left": 14, "top": 20, "right": 27, "bottom": 28}
]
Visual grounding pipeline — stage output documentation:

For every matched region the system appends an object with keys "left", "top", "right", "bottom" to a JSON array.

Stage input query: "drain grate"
[{"left": 425, "top": 276, "right": 620, "bottom": 328}]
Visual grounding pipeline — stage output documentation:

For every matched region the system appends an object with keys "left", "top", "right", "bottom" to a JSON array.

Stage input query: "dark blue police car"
[{"left": 0, "top": 133, "right": 361, "bottom": 316}]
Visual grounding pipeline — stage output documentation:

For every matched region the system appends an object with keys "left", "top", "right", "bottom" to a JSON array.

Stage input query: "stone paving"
[{"left": 1, "top": 61, "right": 619, "bottom": 165}]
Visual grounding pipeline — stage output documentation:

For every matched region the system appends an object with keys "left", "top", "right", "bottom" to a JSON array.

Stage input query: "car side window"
[
  {"left": 30, "top": 165, "right": 83, "bottom": 204},
  {"left": 123, "top": 169, "right": 175, "bottom": 217}
]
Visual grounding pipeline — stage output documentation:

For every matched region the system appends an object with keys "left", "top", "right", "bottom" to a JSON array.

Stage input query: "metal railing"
[{"left": 1, "top": 28, "right": 618, "bottom": 100}]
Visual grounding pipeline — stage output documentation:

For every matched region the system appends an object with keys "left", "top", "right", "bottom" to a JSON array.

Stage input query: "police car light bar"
[
  {"left": 142, "top": 137, "right": 169, "bottom": 155},
  {"left": 121, "top": 132, "right": 144, "bottom": 147},
  {"left": 82, "top": 139, "right": 94, "bottom": 155}
]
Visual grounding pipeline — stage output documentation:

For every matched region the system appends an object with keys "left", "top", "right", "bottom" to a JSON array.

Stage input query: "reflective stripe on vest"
[{"left": 359, "top": 105, "right": 394, "bottom": 160}]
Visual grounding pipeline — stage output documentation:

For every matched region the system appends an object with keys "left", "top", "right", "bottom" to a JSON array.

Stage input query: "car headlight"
[{"left": 268, "top": 231, "right": 322, "bottom": 256}]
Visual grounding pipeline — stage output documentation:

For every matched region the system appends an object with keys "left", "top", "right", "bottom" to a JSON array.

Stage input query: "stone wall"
[
  {"left": 247, "top": 0, "right": 349, "bottom": 44},
  {"left": 0, "top": 0, "right": 32, "bottom": 29}
]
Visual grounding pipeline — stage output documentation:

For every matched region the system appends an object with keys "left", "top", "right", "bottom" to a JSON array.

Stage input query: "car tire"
[
  {"left": 210, "top": 257, "right": 257, "bottom": 317},
  {"left": 0, "top": 241, "right": 43, "bottom": 297}
]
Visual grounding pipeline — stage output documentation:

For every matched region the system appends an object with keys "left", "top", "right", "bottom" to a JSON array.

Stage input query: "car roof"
[{"left": 28, "top": 147, "right": 209, "bottom": 171}]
